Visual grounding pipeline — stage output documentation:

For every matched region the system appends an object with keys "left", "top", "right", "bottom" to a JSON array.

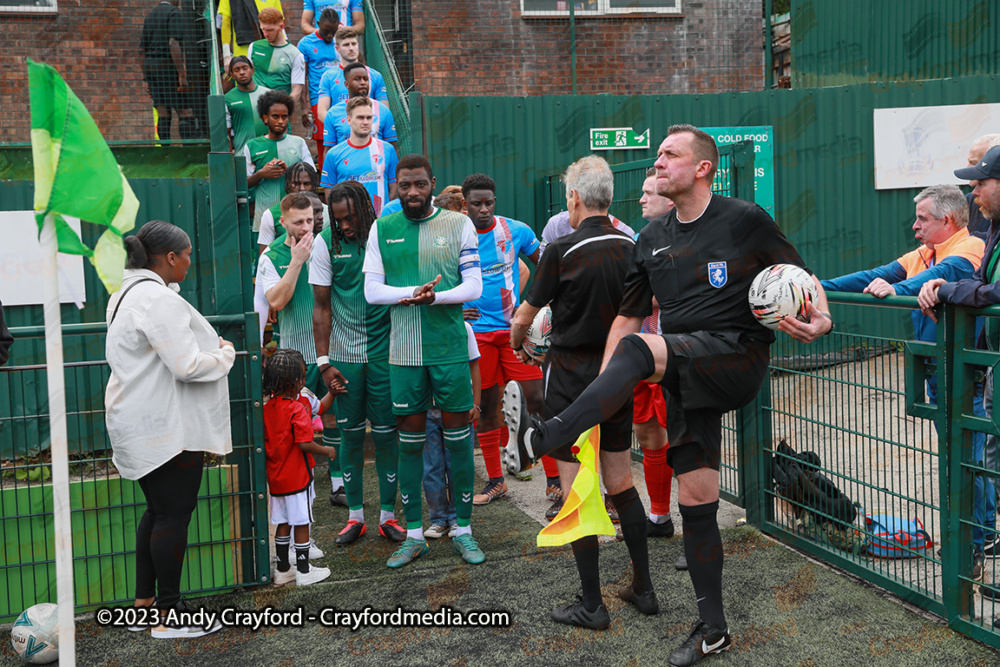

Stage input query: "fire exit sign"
[{"left": 589, "top": 128, "right": 649, "bottom": 151}]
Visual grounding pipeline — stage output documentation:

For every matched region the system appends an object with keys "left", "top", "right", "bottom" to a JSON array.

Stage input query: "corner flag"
[{"left": 28, "top": 58, "right": 138, "bottom": 293}]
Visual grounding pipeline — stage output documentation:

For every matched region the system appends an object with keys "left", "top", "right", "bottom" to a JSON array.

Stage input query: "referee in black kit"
[
  {"left": 505, "top": 125, "right": 833, "bottom": 666},
  {"left": 504, "top": 155, "right": 655, "bottom": 630}
]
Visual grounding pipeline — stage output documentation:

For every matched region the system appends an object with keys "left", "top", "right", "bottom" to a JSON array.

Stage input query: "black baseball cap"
[{"left": 955, "top": 145, "right": 1000, "bottom": 180}]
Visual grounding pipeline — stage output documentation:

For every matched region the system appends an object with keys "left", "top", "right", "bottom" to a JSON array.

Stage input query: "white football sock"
[{"left": 380, "top": 510, "right": 395, "bottom": 524}]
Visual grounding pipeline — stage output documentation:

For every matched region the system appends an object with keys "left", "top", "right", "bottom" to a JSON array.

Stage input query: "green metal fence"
[
  {"left": 0, "top": 29, "right": 269, "bottom": 616},
  {"left": 733, "top": 293, "right": 1000, "bottom": 648},
  {"left": 364, "top": 0, "right": 412, "bottom": 156}
]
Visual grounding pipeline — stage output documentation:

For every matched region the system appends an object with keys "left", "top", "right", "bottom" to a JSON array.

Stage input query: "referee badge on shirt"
[{"left": 708, "top": 261, "right": 728, "bottom": 288}]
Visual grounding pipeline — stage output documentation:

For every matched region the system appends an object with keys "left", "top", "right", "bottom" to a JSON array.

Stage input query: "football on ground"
[{"left": 10, "top": 603, "right": 59, "bottom": 664}]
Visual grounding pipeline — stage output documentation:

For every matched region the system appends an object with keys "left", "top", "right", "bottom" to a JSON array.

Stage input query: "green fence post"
[
  {"left": 742, "top": 380, "right": 771, "bottom": 524},
  {"left": 940, "top": 302, "right": 963, "bottom": 625}
]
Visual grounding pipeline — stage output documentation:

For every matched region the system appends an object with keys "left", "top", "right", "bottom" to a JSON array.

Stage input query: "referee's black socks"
[
  {"left": 536, "top": 335, "right": 656, "bottom": 455},
  {"left": 679, "top": 501, "right": 726, "bottom": 630},
  {"left": 609, "top": 487, "right": 652, "bottom": 593},
  {"left": 571, "top": 535, "right": 603, "bottom": 612}
]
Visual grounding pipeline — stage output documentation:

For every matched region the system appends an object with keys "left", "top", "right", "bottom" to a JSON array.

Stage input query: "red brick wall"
[
  {"left": 0, "top": 0, "right": 309, "bottom": 145},
  {"left": 412, "top": 0, "right": 763, "bottom": 96},
  {"left": 1, "top": 2, "right": 161, "bottom": 143}
]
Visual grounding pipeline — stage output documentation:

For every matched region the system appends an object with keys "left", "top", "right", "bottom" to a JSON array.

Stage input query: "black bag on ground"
[{"left": 771, "top": 440, "right": 857, "bottom": 525}]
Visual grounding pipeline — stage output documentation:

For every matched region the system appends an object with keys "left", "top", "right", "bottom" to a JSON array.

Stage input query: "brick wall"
[
  {"left": 0, "top": 0, "right": 310, "bottom": 145},
  {"left": 411, "top": 0, "right": 763, "bottom": 96},
  {"left": 1, "top": 2, "right": 164, "bottom": 143}
]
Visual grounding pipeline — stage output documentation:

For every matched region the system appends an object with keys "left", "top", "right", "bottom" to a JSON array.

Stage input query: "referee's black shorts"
[
  {"left": 658, "top": 331, "right": 769, "bottom": 475},
  {"left": 543, "top": 346, "right": 633, "bottom": 463}
]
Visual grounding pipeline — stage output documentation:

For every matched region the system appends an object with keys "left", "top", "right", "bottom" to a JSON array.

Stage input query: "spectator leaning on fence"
[
  {"left": 104, "top": 221, "right": 235, "bottom": 639},
  {"left": 0, "top": 298, "right": 12, "bottom": 366},
  {"left": 822, "top": 184, "right": 984, "bottom": 397}
]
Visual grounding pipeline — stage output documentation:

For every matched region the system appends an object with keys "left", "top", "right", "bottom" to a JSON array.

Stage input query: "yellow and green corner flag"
[
  {"left": 537, "top": 427, "right": 617, "bottom": 547},
  {"left": 28, "top": 58, "right": 138, "bottom": 293}
]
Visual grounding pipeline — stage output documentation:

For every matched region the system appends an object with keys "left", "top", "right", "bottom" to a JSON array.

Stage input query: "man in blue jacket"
[{"left": 823, "top": 184, "right": 984, "bottom": 400}]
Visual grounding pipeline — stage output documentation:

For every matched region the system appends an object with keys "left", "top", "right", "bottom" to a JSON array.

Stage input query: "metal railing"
[
  {"left": 364, "top": 0, "right": 412, "bottom": 156},
  {"left": 729, "top": 293, "right": 1000, "bottom": 648},
  {"left": 0, "top": 314, "right": 268, "bottom": 621}
]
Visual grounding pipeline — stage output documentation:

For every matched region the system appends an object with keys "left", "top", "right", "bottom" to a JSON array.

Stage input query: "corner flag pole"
[{"left": 40, "top": 212, "right": 76, "bottom": 666}]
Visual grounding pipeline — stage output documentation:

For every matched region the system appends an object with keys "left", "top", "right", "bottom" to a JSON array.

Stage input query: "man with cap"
[{"left": 919, "top": 144, "right": 1000, "bottom": 585}]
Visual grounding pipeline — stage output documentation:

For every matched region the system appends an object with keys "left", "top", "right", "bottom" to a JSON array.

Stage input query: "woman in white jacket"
[{"left": 105, "top": 220, "right": 235, "bottom": 639}]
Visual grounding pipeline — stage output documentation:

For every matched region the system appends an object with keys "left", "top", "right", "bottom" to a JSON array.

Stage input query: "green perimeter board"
[{"left": 0, "top": 466, "right": 239, "bottom": 620}]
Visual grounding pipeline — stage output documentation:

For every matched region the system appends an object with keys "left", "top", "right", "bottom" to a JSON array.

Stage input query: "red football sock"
[
  {"left": 643, "top": 444, "right": 673, "bottom": 516},
  {"left": 479, "top": 427, "right": 503, "bottom": 479},
  {"left": 541, "top": 455, "right": 560, "bottom": 479}
]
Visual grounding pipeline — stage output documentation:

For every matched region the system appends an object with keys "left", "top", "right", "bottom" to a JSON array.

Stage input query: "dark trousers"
[{"left": 134, "top": 450, "right": 204, "bottom": 609}]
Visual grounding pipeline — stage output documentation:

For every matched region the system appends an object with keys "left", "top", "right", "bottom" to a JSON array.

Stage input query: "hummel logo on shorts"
[{"left": 652, "top": 246, "right": 672, "bottom": 256}]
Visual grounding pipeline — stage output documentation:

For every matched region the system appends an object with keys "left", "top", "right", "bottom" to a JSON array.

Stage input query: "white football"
[
  {"left": 10, "top": 603, "right": 59, "bottom": 664},
  {"left": 523, "top": 306, "right": 552, "bottom": 362},
  {"left": 748, "top": 264, "right": 817, "bottom": 331}
]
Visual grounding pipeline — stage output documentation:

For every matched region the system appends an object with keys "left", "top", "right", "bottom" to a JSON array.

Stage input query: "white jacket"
[{"left": 104, "top": 269, "right": 236, "bottom": 480}]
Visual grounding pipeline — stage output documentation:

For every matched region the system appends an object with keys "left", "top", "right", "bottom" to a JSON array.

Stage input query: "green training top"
[
  {"left": 264, "top": 239, "right": 316, "bottom": 363},
  {"left": 249, "top": 41, "right": 300, "bottom": 93},
  {"left": 314, "top": 227, "right": 391, "bottom": 363},
  {"left": 224, "top": 84, "right": 271, "bottom": 153},
  {"left": 375, "top": 208, "right": 473, "bottom": 366},
  {"left": 243, "top": 134, "right": 310, "bottom": 231}
]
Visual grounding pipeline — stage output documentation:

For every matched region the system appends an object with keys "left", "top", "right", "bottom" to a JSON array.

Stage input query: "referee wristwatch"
[{"left": 821, "top": 313, "right": 835, "bottom": 335}]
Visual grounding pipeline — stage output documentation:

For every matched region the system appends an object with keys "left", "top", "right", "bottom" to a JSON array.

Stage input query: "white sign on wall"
[
  {"left": 873, "top": 103, "right": 1000, "bottom": 190},
  {"left": 0, "top": 211, "right": 88, "bottom": 306}
]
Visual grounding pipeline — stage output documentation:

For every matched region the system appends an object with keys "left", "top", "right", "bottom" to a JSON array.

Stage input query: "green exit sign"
[{"left": 589, "top": 128, "right": 649, "bottom": 151}]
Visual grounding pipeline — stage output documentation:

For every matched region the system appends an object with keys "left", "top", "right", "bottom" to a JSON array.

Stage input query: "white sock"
[
  {"left": 330, "top": 475, "right": 344, "bottom": 492},
  {"left": 349, "top": 508, "right": 364, "bottom": 523},
  {"left": 649, "top": 513, "right": 669, "bottom": 524},
  {"left": 380, "top": 510, "right": 394, "bottom": 524},
  {"left": 407, "top": 528, "right": 425, "bottom": 541},
  {"left": 455, "top": 525, "right": 472, "bottom": 537}
]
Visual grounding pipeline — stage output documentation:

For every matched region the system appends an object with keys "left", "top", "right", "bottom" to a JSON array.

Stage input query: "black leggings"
[{"left": 135, "top": 450, "right": 204, "bottom": 609}]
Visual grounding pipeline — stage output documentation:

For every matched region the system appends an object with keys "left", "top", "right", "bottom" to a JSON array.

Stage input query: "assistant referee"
[{"left": 506, "top": 155, "right": 654, "bottom": 630}]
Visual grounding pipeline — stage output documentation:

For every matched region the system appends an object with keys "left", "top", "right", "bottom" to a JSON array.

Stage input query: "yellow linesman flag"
[{"left": 537, "top": 427, "right": 616, "bottom": 547}]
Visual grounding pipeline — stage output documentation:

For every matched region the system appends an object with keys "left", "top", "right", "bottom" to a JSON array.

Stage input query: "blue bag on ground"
[{"left": 865, "top": 514, "right": 933, "bottom": 558}]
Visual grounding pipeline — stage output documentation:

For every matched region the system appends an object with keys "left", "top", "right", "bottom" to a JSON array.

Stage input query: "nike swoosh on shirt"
[{"left": 652, "top": 246, "right": 672, "bottom": 255}]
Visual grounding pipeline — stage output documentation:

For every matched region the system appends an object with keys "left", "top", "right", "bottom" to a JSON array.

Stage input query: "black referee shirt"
[
  {"left": 619, "top": 195, "right": 807, "bottom": 345},
  {"left": 525, "top": 215, "right": 635, "bottom": 352}
]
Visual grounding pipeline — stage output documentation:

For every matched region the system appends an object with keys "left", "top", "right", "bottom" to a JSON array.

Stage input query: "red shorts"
[
  {"left": 633, "top": 381, "right": 666, "bottom": 427},
  {"left": 311, "top": 104, "right": 325, "bottom": 166},
  {"left": 475, "top": 330, "right": 543, "bottom": 389}
]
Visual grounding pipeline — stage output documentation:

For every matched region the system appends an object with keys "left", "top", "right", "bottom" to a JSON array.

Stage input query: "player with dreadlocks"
[
  {"left": 262, "top": 349, "right": 338, "bottom": 586},
  {"left": 309, "top": 181, "right": 406, "bottom": 545}
]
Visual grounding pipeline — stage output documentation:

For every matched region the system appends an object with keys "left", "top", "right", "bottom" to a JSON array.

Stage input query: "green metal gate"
[{"left": 0, "top": 38, "right": 269, "bottom": 618}]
